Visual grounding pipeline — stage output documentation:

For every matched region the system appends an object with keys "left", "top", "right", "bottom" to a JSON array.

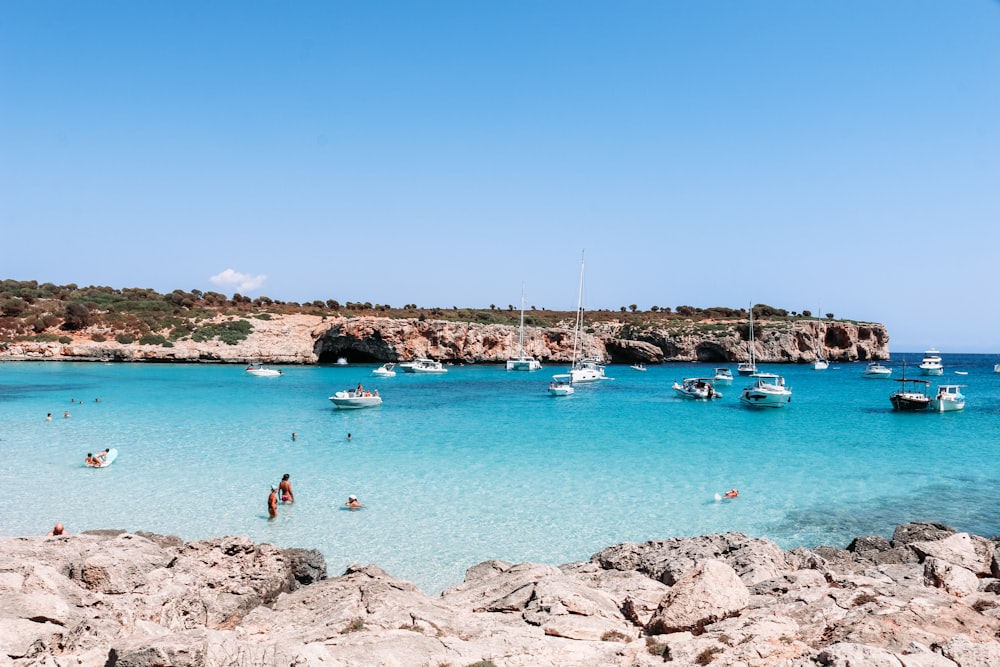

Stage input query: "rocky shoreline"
[
  {"left": 2, "top": 522, "right": 997, "bottom": 666},
  {"left": 0, "top": 313, "right": 891, "bottom": 366}
]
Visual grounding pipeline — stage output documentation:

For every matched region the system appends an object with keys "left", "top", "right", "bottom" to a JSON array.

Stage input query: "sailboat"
[
  {"left": 567, "top": 253, "right": 607, "bottom": 384},
  {"left": 506, "top": 286, "right": 542, "bottom": 371},
  {"left": 736, "top": 304, "right": 758, "bottom": 376},
  {"left": 811, "top": 307, "right": 829, "bottom": 370}
]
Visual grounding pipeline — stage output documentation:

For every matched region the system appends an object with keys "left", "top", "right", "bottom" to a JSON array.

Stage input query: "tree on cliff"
[{"left": 62, "top": 302, "right": 91, "bottom": 330}]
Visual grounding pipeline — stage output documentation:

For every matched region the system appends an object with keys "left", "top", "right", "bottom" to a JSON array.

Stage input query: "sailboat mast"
[
  {"left": 749, "top": 302, "right": 755, "bottom": 366},
  {"left": 572, "top": 252, "right": 585, "bottom": 367},
  {"left": 518, "top": 285, "right": 526, "bottom": 356}
]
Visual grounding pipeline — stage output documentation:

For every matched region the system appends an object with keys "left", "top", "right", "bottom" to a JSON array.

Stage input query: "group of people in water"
[
  {"left": 267, "top": 472, "right": 363, "bottom": 518},
  {"left": 85, "top": 449, "right": 111, "bottom": 467}
]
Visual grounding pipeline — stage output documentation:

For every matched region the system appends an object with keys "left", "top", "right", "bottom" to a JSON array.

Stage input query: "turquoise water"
[{"left": 3, "top": 356, "right": 999, "bottom": 593}]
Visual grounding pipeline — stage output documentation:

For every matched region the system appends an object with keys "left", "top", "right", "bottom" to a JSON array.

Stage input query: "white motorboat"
[
  {"left": 371, "top": 363, "right": 396, "bottom": 377},
  {"left": 739, "top": 373, "right": 792, "bottom": 408},
  {"left": 930, "top": 384, "right": 965, "bottom": 412},
  {"left": 400, "top": 358, "right": 447, "bottom": 374},
  {"left": 245, "top": 364, "right": 282, "bottom": 377},
  {"left": 329, "top": 389, "right": 382, "bottom": 409},
  {"left": 506, "top": 287, "right": 542, "bottom": 371},
  {"left": 548, "top": 374, "right": 575, "bottom": 396},
  {"left": 630, "top": 363, "right": 647, "bottom": 372},
  {"left": 994, "top": 363, "right": 1000, "bottom": 374},
  {"left": 862, "top": 362, "right": 892, "bottom": 379},
  {"left": 812, "top": 357, "right": 829, "bottom": 370},
  {"left": 919, "top": 349, "right": 944, "bottom": 376},
  {"left": 711, "top": 368, "right": 734, "bottom": 384},
  {"left": 672, "top": 377, "right": 723, "bottom": 400},
  {"left": 737, "top": 305, "right": 758, "bottom": 376},
  {"left": 335, "top": 357, "right": 348, "bottom": 366}
]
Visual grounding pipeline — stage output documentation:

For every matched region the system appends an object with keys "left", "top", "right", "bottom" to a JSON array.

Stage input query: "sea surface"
[{"left": 3, "top": 355, "right": 999, "bottom": 594}]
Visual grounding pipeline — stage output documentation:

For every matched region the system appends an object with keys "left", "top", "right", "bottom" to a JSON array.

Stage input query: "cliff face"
[{"left": 0, "top": 314, "right": 889, "bottom": 364}]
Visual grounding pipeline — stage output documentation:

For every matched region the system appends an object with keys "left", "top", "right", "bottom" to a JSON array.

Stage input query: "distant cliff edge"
[{"left": 0, "top": 314, "right": 889, "bottom": 365}]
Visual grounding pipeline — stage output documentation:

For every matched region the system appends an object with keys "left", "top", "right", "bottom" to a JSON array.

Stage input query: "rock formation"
[
  {"left": 0, "top": 313, "right": 890, "bottom": 365},
  {"left": 2, "top": 522, "right": 997, "bottom": 666}
]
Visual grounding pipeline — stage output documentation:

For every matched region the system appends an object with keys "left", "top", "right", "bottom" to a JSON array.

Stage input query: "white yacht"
[
  {"left": 739, "top": 373, "right": 792, "bottom": 408},
  {"left": 711, "top": 368, "right": 734, "bottom": 384},
  {"left": 506, "top": 287, "right": 542, "bottom": 371},
  {"left": 571, "top": 358, "right": 607, "bottom": 383},
  {"left": 672, "top": 377, "right": 723, "bottom": 400},
  {"left": 812, "top": 356, "right": 829, "bottom": 370},
  {"left": 245, "top": 364, "right": 282, "bottom": 377},
  {"left": 919, "top": 349, "right": 944, "bottom": 376},
  {"left": 371, "top": 363, "right": 397, "bottom": 377},
  {"left": 930, "top": 384, "right": 966, "bottom": 412},
  {"left": 862, "top": 362, "right": 893, "bottom": 379},
  {"left": 400, "top": 358, "right": 447, "bottom": 374},
  {"left": 329, "top": 389, "right": 382, "bottom": 409},
  {"left": 564, "top": 253, "right": 609, "bottom": 384}
]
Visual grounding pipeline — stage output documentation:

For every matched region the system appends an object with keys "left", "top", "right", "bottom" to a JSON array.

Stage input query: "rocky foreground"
[{"left": 3, "top": 523, "right": 999, "bottom": 666}]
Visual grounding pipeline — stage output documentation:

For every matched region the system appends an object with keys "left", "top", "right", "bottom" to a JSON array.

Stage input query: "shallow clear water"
[{"left": 2, "top": 355, "right": 998, "bottom": 593}]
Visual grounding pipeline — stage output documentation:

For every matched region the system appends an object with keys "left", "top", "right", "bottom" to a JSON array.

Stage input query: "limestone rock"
[
  {"left": 645, "top": 559, "right": 750, "bottom": 635},
  {"left": 910, "top": 533, "right": 995, "bottom": 576},
  {"left": 923, "top": 557, "right": 980, "bottom": 597},
  {"left": 593, "top": 531, "right": 788, "bottom": 585}
]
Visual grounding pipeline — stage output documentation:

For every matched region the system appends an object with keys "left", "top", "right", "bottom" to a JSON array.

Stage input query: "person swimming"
[{"left": 345, "top": 494, "right": 363, "bottom": 509}]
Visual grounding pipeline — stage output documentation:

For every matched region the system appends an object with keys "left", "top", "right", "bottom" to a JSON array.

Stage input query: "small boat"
[
  {"left": 918, "top": 349, "right": 944, "bottom": 376},
  {"left": 506, "top": 286, "right": 542, "bottom": 371},
  {"left": 812, "top": 357, "right": 829, "bottom": 370},
  {"left": 711, "top": 368, "right": 734, "bottom": 384},
  {"left": 548, "top": 374, "right": 574, "bottom": 396},
  {"left": 371, "top": 363, "right": 397, "bottom": 377},
  {"left": 400, "top": 358, "right": 448, "bottom": 374},
  {"left": 630, "top": 363, "right": 647, "bottom": 372},
  {"left": 954, "top": 371, "right": 968, "bottom": 376},
  {"left": 890, "top": 378, "right": 931, "bottom": 411},
  {"left": 739, "top": 373, "right": 791, "bottom": 408},
  {"left": 336, "top": 357, "right": 349, "bottom": 366},
  {"left": 862, "top": 362, "right": 892, "bottom": 379},
  {"left": 672, "top": 377, "right": 722, "bottom": 400},
  {"left": 930, "top": 384, "right": 966, "bottom": 412},
  {"left": 994, "top": 364, "right": 1000, "bottom": 374},
  {"left": 246, "top": 364, "right": 282, "bottom": 377},
  {"left": 329, "top": 389, "right": 382, "bottom": 409}
]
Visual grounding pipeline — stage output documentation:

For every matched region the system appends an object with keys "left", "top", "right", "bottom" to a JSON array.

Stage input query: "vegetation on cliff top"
[{"left": 0, "top": 279, "right": 846, "bottom": 346}]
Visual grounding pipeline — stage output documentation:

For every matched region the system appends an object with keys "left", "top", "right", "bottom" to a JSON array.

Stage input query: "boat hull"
[
  {"left": 890, "top": 394, "right": 930, "bottom": 411},
  {"left": 246, "top": 368, "right": 282, "bottom": 377},
  {"left": 738, "top": 390, "right": 791, "bottom": 408},
  {"left": 919, "top": 367, "right": 944, "bottom": 376},
  {"left": 329, "top": 391, "right": 382, "bottom": 409},
  {"left": 506, "top": 358, "right": 542, "bottom": 371},
  {"left": 930, "top": 398, "right": 965, "bottom": 412}
]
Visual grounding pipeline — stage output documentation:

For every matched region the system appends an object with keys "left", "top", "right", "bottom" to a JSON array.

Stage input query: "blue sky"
[{"left": 1, "top": 1, "right": 998, "bottom": 352}]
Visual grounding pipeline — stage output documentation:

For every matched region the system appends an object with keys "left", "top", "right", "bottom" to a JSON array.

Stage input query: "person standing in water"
[
  {"left": 268, "top": 487, "right": 278, "bottom": 518},
  {"left": 279, "top": 473, "right": 294, "bottom": 503}
]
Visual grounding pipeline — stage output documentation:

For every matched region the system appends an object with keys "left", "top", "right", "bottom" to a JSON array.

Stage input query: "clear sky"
[{"left": 1, "top": 2, "right": 998, "bottom": 352}]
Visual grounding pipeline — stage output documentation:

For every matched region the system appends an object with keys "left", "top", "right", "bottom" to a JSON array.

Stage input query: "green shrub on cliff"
[{"left": 191, "top": 319, "right": 253, "bottom": 345}]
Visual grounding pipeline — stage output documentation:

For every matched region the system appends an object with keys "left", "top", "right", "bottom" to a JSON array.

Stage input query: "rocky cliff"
[
  {"left": 2, "top": 523, "right": 997, "bottom": 666},
  {"left": 0, "top": 314, "right": 889, "bottom": 365}
]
